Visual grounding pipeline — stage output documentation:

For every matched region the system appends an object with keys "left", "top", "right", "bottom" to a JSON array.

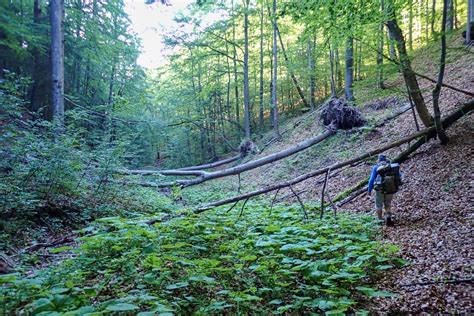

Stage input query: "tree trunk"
[
  {"left": 30, "top": 0, "right": 42, "bottom": 113},
  {"left": 446, "top": 0, "right": 454, "bottom": 30},
  {"left": 243, "top": 0, "right": 251, "bottom": 139},
  {"left": 50, "top": 0, "right": 64, "bottom": 124},
  {"left": 232, "top": 0, "right": 240, "bottom": 136},
  {"left": 335, "top": 46, "right": 342, "bottom": 91},
  {"left": 308, "top": 35, "right": 316, "bottom": 111},
  {"left": 409, "top": 0, "right": 414, "bottom": 51},
  {"left": 329, "top": 45, "right": 337, "bottom": 98},
  {"left": 386, "top": 2, "right": 434, "bottom": 127},
  {"left": 377, "top": 1, "right": 386, "bottom": 89},
  {"left": 431, "top": 0, "right": 437, "bottom": 35},
  {"left": 128, "top": 128, "right": 336, "bottom": 187},
  {"left": 466, "top": 0, "right": 474, "bottom": 43},
  {"left": 344, "top": 37, "right": 355, "bottom": 101},
  {"left": 272, "top": 0, "right": 280, "bottom": 139},
  {"left": 258, "top": 1, "right": 265, "bottom": 128},
  {"left": 274, "top": 23, "right": 309, "bottom": 109},
  {"left": 432, "top": 0, "right": 449, "bottom": 144}
]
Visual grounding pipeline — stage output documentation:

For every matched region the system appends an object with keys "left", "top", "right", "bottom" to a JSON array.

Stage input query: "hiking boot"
[{"left": 385, "top": 215, "right": 394, "bottom": 226}]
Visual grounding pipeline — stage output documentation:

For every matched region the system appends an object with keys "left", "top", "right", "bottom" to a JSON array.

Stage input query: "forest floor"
[
  {"left": 2, "top": 29, "right": 473, "bottom": 315},
  {"left": 207, "top": 32, "right": 474, "bottom": 313}
]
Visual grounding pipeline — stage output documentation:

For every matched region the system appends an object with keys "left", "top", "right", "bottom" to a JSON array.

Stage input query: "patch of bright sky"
[{"left": 124, "top": 0, "right": 229, "bottom": 69}]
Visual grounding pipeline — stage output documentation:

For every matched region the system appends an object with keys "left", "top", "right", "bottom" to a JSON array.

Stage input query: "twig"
[
  {"left": 238, "top": 198, "right": 250, "bottom": 220},
  {"left": 226, "top": 200, "right": 239, "bottom": 213},
  {"left": 270, "top": 188, "right": 281, "bottom": 213},
  {"left": 289, "top": 184, "right": 307, "bottom": 219},
  {"left": 320, "top": 169, "right": 330, "bottom": 219}
]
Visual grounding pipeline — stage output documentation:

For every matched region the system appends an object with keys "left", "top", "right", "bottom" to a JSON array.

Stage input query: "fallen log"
[
  {"left": 176, "top": 154, "right": 243, "bottom": 171},
  {"left": 195, "top": 99, "right": 473, "bottom": 212},
  {"left": 124, "top": 127, "right": 336, "bottom": 187}
]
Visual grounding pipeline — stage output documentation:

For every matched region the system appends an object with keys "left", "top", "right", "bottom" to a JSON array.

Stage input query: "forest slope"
[{"left": 196, "top": 30, "right": 474, "bottom": 313}]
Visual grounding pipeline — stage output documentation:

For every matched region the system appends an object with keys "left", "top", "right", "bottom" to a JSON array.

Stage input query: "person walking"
[{"left": 368, "top": 154, "right": 402, "bottom": 225}]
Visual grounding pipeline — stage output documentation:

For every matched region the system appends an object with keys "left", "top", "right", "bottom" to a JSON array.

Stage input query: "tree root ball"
[
  {"left": 239, "top": 139, "right": 259, "bottom": 156},
  {"left": 320, "top": 98, "right": 366, "bottom": 130}
]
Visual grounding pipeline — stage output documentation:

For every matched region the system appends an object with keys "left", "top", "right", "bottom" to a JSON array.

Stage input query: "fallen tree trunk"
[
  {"left": 196, "top": 100, "right": 473, "bottom": 212},
  {"left": 178, "top": 154, "right": 243, "bottom": 171},
  {"left": 124, "top": 127, "right": 336, "bottom": 187}
]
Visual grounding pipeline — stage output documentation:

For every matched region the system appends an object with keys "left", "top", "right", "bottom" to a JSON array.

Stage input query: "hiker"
[{"left": 368, "top": 154, "right": 402, "bottom": 225}]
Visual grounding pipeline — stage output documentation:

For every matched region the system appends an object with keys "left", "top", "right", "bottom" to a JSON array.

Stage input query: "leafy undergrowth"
[{"left": 1, "top": 205, "right": 404, "bottom": 315}]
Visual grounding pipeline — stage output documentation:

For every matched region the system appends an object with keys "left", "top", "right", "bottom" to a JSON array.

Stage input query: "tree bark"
[
  {"left": 409, "top": 0, "right": 414, "bottom": 51},
  {"left": 50, "top": 0, "right": 65, "bottom": 124},
  {"left": 243, "top": 0, "right": 251, "bottom": 139},
  {"left": 432, "top": 0, "right": 449, "bottom": 144},
  {"left": 232, "top": 0, "right": 240, "bottom": 135},
  {"left": 258, "top": 1, "right": 265, "bottom": 128},
  {"left": 431, "top": 0, "right": 437, "bottom": 35},
  {"left": 385, "top": 2, "right": 434, "bottom": 127},
  {"left": 30, "top": 0, "right": 43, "bottom": 113},
  {"left": 344, "top": 37, "right": 355, "bottom": 101},
  {"left": 467, "top": 0, "right": 474, "bottom": 43},
  {"left": 329, "top": 45, "right": 337, "bottom": 98},
  {"left": 308, "top": 35, "right": 316, "bottom": 111},
  {"left": 272, "top": 0, "right": 281, "bottom": 140},
  {"left": 377, "top": 0, "right": 386, "bottom": 89},
  {"left": 446, "top": 0, "right": 454, "bottom": 30}
]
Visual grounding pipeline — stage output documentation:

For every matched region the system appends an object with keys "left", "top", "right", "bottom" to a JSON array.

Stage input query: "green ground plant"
[{"left": 1, "top": 204, "right": 404, "bottom": 315}]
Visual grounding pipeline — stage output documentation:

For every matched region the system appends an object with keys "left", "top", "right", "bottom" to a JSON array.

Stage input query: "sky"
[{"left": 124, "top": 0, "right": 193, "bottom": 69}]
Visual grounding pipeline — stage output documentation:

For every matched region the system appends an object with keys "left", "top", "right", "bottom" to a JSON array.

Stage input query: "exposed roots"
[
  {"left": 320, "top": 98, "right": 366, "bottom": 130},
  {"left": 239, "top": 139, "right": 259, "bottom": 156}
]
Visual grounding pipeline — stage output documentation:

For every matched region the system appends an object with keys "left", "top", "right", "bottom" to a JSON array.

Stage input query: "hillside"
[{"left": 188, "top": 30, "right": 474, "bottom": 313}]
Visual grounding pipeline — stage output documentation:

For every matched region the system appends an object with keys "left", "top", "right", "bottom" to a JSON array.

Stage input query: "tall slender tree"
[
  {"left": 432, "top": 0, "right": 449, "bottom": 144},
  {"left": 50, "top": 0, "right": 64, "bottom": 124},
  {"left": 271, "top": 0, "right": 280, "bottom": 139},
  {"left": 258, "top": 0, "right": 265, "bottom": 128},
  {"left": 243, "top": 0, "right": 251, "bottom": 139},
  {"left": 385, "top": 0, "right": 434, "bottom": 127},
  {"left": 344, "top": 37, "right": 354, "bottom": 101}
]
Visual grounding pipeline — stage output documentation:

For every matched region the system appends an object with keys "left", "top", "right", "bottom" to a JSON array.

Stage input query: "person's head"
[{"left": 378, "top": 154, "right": 387, "bottom": 162}]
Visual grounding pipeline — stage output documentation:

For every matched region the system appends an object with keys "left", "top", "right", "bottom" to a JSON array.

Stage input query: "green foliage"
[{"left": 1, "top": 205, "right": 403, "bottom": 314}]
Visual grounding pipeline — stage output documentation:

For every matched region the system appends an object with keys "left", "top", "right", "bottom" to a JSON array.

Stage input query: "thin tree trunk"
[
  {"left": 308, "top": 35, "right": 316, "bottom": 110},
  {"left": 409, "top": 0, "right": 414, "bottom": 51},
  {"left": 431, "top": 0, "right": 436, "bottom": 35},
  {"left": 344, "top": 37, "right": 355, "bottom": 101},
  {"left": 232, "top": 0, "right": 240, "bottom": 135},
  {"left": 274, "top": 23, "right": 309, "bottom": 108},
  {"left": 258, "top": 1, "right": 265, "bottom": 128},
  {"left": 329, "top": 45, "right": 337, "bottom": 98},
  {"left": 335, "top": 46, "right": 342, "bottom": 91},
  {"left": 432, "top": 0, "right": 449, "bottom": 144},
  {"left": 272, "top": 0, "right": 280, "bottom": 139},
  {"left": 377, "top": 1, "right": 386, "bottom": 89},
  {"left": 446, "top": 0, "right": 454, "bottom": 30},
  {"left": 30, "top": 0, "right": 42, "bottom": 113},
  {"left": 467, "top": 0, "right": 474, "bottom": 43},
  {"left": 243, "top": 0, "right": 251, "bottom": 139},
  {"left": 50, "top": 0, "right": 64, "bottom": 124},
  {"left": 386, "top": 1, "right": 434, "bottom": 127}
]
